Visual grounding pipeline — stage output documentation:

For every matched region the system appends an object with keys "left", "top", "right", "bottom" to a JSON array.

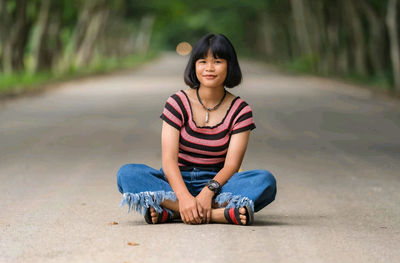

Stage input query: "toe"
[
  {"left": 239, "top": 207, "right": 247, "bottom": 224},
  {"left": 151, "top": 214, "right": 158, "bottom": 224},
  {"left": 149, "top": 207, "right": 159, "bottom": 224},
  {"left": 150, "top": 207, "right": 157, "bottom": 216},
  {"left": 239, "top": 214, "right": 247, "bottom": 224}
]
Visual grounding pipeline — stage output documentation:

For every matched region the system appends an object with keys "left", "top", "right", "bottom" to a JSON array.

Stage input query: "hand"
[
  {"left": 178, "top": 194, "right": 202, "bottom": 224},
  {"left": 195, "top": 187, "right": 214, "bottom": 224}
]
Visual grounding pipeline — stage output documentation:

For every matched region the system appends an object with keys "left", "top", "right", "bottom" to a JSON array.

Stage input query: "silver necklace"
[{"left": 196, "top": 88, "right": 227, "bottom": 123}]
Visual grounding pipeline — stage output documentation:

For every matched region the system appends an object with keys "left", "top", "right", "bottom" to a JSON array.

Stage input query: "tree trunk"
[
  {"left": 345, "top": 0, "right": 367, "bottom": 76},
  {"left": 386, "top": 0, "right": 400, "bottom": 92},
  {"left": 58, "top": 0, "right": 108, "bottom": 71},
  {"left": 259, "top": 12, "right": 275, "bottom": 59},
  {"left": 2, "top": 0, "right": 30, "bottom": 73},
  {"left": 290, "top": 0, "right": 312, "bottom": 56},
  {"left": 358, "top": 0, "right": 386, "bottom": 76},
  {"left": 31, "top": 0, "right": 51, "bottom": 72},
  {"left": 310, "top": 1, "right": 327, "bottom": 73},
  {"left": 47, "top": 6, "right": 63, "bottom": 72},
  {"left": 75, "top": 6, "right": 109, "bottom": 67},
  {"left": 326, "top": 3, "right": 340, "bottom": 74},
  {"left": 134, "top": 14, "right": 155, "bottom": 54},
  {"left": 0, "top": 0, "right": 7, "bottom": 71},
  {"left": 338, "top": 46, "right": 349, "bottom": 75}
]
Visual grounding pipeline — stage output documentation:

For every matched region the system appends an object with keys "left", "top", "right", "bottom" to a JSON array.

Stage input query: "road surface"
[{"left": 1, "top": 52, "right": 400, "bottom": 262}]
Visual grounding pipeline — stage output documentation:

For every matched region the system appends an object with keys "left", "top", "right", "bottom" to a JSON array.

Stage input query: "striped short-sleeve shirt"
[{"left": 160, "top": 90, "right": 256, "bottom": 169}]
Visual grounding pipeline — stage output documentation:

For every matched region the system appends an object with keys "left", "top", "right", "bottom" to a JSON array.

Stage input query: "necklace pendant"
[{"left": 205, "top": 111, "right": 209, "bottom": 123}]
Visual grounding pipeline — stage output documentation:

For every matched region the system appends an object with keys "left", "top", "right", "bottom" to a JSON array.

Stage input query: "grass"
[
  {"left": 0, "top": 51, "right": 159, "bottom": 98},
  {"left": 272, "top": 55, "right": 397, "bottom": 97}
]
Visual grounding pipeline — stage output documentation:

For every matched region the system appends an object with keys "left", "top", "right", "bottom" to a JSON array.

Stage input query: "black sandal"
[
  {"left": 144, "top": 207, "right": 173, "bottom": 224},
  {"left": 224, "top": 205, "right": 254, "bottom": 225}
]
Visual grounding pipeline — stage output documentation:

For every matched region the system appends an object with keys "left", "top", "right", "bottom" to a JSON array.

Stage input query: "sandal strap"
[
  {"left": 159, "top": 209, "right": 170, "bottom": 223},
  {"left": 224, "top": 207, "right": 243, "bottom": 225},
  {"left": 244, "top": 205, "right": 254, "bottom": 225},
  {"left": 144, "top": 207, "right": 153, "bottom": 224},
  {"left": 243, "top": 205, "right": 254, "bottom": 225},
  {"left": 144, "top": 207, "right": 172, "bottom": 224},
  {"left": 224, "top": 206, "right": 254, "bottom": 225}
]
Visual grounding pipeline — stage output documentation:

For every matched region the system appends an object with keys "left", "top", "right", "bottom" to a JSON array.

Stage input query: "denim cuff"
[
  {"left": 214, "top": 192, "right": 255, "bottom": 212},
  {"left": 120, "top": 191, "right": 177, "bottom": 216}
]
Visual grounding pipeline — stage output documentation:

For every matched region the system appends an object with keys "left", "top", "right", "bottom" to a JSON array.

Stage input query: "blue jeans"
[{"left": 116, "top": 164, "right": 277, "bottom": 215}]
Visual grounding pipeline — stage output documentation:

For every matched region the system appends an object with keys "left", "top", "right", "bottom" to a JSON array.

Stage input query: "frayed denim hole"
[
  {"left": 215, "top": 192, "right": 255, "bottom": 212},
  {"left": 119, "top": 191, "right": 177, "bottom": 215}
]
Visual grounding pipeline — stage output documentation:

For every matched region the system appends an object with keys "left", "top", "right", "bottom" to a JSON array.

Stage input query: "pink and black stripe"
[{"left": 160, "top": 90, "right": 256, "bottom": 169}]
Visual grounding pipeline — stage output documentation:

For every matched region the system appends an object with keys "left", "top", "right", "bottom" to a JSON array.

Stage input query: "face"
[{"left": 195, "top": 49, "right": 227, "bottom": 88}]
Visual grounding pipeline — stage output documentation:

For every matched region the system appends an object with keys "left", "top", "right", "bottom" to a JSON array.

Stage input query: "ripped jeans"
[{"left": 116, "top": 164, "right": 277, "bottom": 215}]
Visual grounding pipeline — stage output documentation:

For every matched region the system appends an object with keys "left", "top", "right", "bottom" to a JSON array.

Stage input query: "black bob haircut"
[{"left": 184, "top": 33, "right": 242, "bottom": 89}]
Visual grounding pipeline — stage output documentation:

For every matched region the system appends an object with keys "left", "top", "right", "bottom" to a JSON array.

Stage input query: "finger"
[
  {"left": 190, "top": 210, "right": 198, "bottom": 224},
  {"left": 182, "top": 211, "right": 189, "bottom": 224},
  {"left": 188, "top": 213, "right": 195, "bottom": 224},
  {"left": 186, "top": 210, "right": 195, "bottom": 224},
  {"left": 187, "top": 212, "right": 195, "bottom": 224},
  {"left": 192, "top": 208, "right": 201, "bottom": 224},
  {"left": 199, "top": 206, "right": 206, "bottom": 223},
  {"left": 202, "top": 208, "right": 207, "bottom": 224},
  {"left": 207, "top": 209, "right": 211, "bottom": 224},
  {"left": 197, "top": 203, "right": 204, "bottom": 217},
  {"left": 180, "top": 212, "right": 186, "bottom": 224},
  {"left": 197, "top": 203, "right": 204, "bottom": 221}
]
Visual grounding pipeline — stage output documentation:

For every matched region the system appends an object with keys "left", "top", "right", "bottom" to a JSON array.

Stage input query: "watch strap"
[{"left": 206, "top": 179, "right": 221, "bottom": 194}]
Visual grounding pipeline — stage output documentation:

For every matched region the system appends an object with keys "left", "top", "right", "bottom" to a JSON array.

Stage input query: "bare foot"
[
  {"left": 149, "top": 207, "right": 159, "bottom": 224},
  {"left": 149, "top": 207, "right": 179, "bottom": 224},
  {"left": 238, "top": 207, "right": 248, "bottom": 225}
]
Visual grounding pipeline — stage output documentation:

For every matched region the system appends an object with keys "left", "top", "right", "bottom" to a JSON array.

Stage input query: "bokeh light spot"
[{"left": 176, "top": 42, "right": 192, "bottom": 56}]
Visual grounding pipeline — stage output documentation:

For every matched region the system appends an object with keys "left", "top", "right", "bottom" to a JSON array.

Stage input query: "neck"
[{"left": 198, "top": 85, "right": 225, "bottom": 106}]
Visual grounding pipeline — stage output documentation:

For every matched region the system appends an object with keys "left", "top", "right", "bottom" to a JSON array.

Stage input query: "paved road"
[{"left": 1, "top": 53, "right": 400, "bottom": 263}]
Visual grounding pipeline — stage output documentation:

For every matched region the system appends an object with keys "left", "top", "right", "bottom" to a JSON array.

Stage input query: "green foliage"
[
  {"left": 146, "top": 0, "right": 266, "bottom": 56},
  {"left": 0, "top": 51, "right": 159, "bottom": 97},
  {"left": 344, "top": 72, "right": 391, "bottom": 88},
  {"left": 0, "top": 0, "right": 396, "bottom": 96},
  {"left": 0, "top": 72, "right": 51, "bottom": 95},
  {"left": 285, "top": 53, "right": 319, "bottom": 73},
  {"left": 6, "top": 1, "right": 16, "bottom": 12}
]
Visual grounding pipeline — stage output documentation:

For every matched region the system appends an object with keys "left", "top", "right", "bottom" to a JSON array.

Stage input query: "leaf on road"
[
  {"left": 109, "top": 221, "right": 119, "bottom": 225},
  {"left": 127, "top": 242, "right": 139, "bottom": 246}
]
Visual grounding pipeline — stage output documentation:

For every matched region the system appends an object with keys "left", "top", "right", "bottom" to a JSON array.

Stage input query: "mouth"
[{"left": 203, "top": 75, "right": 217, "bottom": 79}]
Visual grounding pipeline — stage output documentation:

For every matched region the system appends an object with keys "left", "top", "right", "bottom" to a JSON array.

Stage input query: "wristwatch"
[{"left": 206, "top": 179, "right": 221, "bottom": 195}]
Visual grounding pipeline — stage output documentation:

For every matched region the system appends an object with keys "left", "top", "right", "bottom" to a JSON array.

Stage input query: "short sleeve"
[
  {"left": 160, "top": 95, "right": 184, "bottom": 130},
  {"left": 231, "top": 104, "right": 256, "bottom": 135}
]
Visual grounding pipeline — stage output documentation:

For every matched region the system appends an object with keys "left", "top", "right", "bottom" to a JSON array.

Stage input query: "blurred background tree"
[{"left": 0, "top": 0, "right": 399, "bottom": 95}]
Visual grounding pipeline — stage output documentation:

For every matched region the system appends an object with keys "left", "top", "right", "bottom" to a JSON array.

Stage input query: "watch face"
[
  {"left": 209, "top": 182, "right": 219, "bottom": 189},
  {"left": 207, "top": 180, "right": 220, "bottom": 192}
]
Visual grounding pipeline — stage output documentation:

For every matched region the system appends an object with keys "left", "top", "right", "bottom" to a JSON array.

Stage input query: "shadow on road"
[{"left": 253, "top": 214, "right": 329, "bottom": 227}]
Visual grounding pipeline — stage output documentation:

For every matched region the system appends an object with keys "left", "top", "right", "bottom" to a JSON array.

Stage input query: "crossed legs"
[{"left": 148, "top": 199, "right": 248, "bottom": 225}]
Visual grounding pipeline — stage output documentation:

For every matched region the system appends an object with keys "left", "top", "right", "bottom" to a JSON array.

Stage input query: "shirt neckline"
[{"left": 181, "top": 89, "right": 240, "bottom": 129}]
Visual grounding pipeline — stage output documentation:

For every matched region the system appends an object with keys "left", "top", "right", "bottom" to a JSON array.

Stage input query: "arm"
[
  {"left": 213, "top": 129, "right": 251, "bottom": 184},
  {"left": 161, "top": 121, "right": 201, "bottom": 224},
  {"left": 161, "top": 121, "right": 189, "bottom": 198},
  {"left": 196, "top": 130, "right": 251, "bottom": 223}
]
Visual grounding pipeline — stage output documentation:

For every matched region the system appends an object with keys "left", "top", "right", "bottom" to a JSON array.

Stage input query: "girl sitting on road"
[{"left": 116, "top": 33, "right": 277, "bottom": 225}]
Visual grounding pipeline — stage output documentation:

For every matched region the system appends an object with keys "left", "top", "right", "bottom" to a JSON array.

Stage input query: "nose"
[{"left": 205, "top": 62, "right": 215, "bottom": 71}]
